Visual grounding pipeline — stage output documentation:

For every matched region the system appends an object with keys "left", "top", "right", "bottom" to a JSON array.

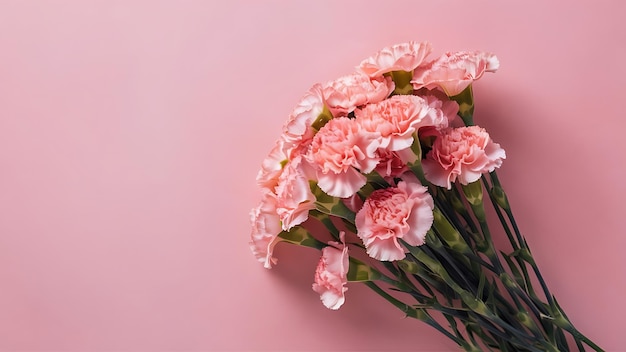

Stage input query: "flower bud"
[
  {"left": 516, "top": 310, "right": 539, "bottom": 332},
  {"left": 460, "top": 291, "right": 492, "bottom": 317},
  {"left": 490, "top": 184, "right": 510, "bottom": 210},
  {"left": 397, "top": 259, "right": 421, "bottom": 274},
  {"left": 499, "top": 272, "right": 517, "bottom": 289}
]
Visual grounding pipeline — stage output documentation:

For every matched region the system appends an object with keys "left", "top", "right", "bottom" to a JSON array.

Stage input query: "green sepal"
[
  {"left": 511, "top": 248, "right": 536, "bottom": 265},
  {"left": 310, "top": 105, "right": 334, "bottom": 131},
  {"left": 310, "top": 181, "right": 356, "bottom": 222},
  {"left": 459, "top": 291, "right": 494, "bottom": 318},
  {"left": 406, "top": 138, "right": 429, "bottom": 185},
  {"left": 432, "top": 207, "right": 472, "bottom": 254},
  {"left": 516, "top": 309, "right": 541, "bottom": 334},
  {"left": 278, "top": 227, "right": 325, "bottom": 250},
  {"left": 386, "top": 70, "right": 414, "bottom": 95},
  {"left": 406, "top": 244, "right": 465, "bottom": 295},
  {"left": 443, "top": 188, "right": 470, "bottom": 217},
  {"left": 501, "top": 252, "right": 527, "bottom": 289},
  {"left": 450, "top": 84, "right": 474, "bottom": 126},
  {"left": 347, "top": 257, "right": 381, "bottom": 282},
  {"left": 397, "top": 259, "right": 421, "bottom": 274},
  {"left": 461, "top": 181, "right": 483, "bottom": 206},
  {"left": 489, "top": 184, "right": 510, "bottom": 210}
]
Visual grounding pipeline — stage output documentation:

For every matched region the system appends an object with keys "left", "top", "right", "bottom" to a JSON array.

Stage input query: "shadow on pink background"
[{"left": 0, "top": 1, "right": 624, "bottom": 350}]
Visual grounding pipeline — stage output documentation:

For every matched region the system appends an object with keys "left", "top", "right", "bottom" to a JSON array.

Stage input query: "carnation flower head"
[
  {"left": 249, "top": 192, "right": 282, "bottom": 269},
  {"left": 312, "top": 232, "right": 349, "bottom": 310},
  {"left": 357, "top": 41, "right": 433, "bottom": 77},
  {"left": 412, "top": 51, "right": 500, "bottom": 96},
  {"left": 421, "top": 91, "right": 461, "bottom": 127},
  {"left": 323, "top": 73, "right": 394, "bottom": 117},
  {"left": 355, "top": 95, "right": 448, "bottom": 152},
  {"left": 355, "top": 181, "right": 434, "bottom": 261},
  {"left": 422, "top": 126, "right": 506, "bottom": 189},
  {"left": 308, "top": 117, "right": 380, "bottom": 198},
  {"left": 282, "top": 84, "right": 331, "bottom": 158},
  {"left": 256, "top": 138, "right": 289, "bottom": 193},
  {"left": 275, "top": 156, "right": 316, "bottom": 231}
]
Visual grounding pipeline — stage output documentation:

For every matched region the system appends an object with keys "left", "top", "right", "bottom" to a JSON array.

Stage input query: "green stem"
[
  {"left": 363, "top": 281, "right": 470, "bottom": 348},
  {"left": 488, "top": 171, "right": 604, "bottom": 351},
  {"left": 489, "top": 172, "right": 554, "bottom": 308}
]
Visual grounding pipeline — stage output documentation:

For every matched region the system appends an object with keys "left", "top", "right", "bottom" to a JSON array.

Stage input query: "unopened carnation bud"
[
  {"left": 397, "top": 259, "right": 421, "bottom": 274},
  {"left": 490, "top": 185, "right": 510, "bottom": 210}
]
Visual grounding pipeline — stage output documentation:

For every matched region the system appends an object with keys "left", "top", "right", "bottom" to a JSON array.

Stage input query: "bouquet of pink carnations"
[{"left": 249, "top": 41, "right": 602, "bottom": 351}]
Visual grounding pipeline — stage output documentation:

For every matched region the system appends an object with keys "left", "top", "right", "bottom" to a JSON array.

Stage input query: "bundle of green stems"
[{"left": 278, "top": 87, "right": 603, "bottom": 352}]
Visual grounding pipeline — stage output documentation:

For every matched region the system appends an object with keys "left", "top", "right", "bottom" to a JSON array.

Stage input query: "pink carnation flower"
[
  {"left": 421, "top": 91, "right": 461, "bottom": 127},
  {"left": 282, "top": 84, "right": 326, "bottom": 157},
  {"left": 323, "top": 73, "right": 394, "bottom": 117},
  {"left": 355, "top": 95, "right": 448, "bottom": 152},
  {"left": 275, "top": 156, "right": 316, "bottom": 231},
  {"left": 412, "top": 51, "right": 500, "bottom": 96},
  {"left": 308, "top": 117, "right": 380, "bottom": 198},
  {"left": 312, "top": 232, "right": 349, "bottom": 310},
  {"left": 422, "top": 126, "right": 506, "bottom": 189},
  {"left": 249, "top": 192, "right": 282, "bottom": 269},
  {"left": 256, "top": 138, "right": 288, "bottom": 193},
  {"left": 357, "top": 41, "right": 433, "bottom": 77},
  {"left": 355, "top": 181, "right": 434, "bottom": 261}
]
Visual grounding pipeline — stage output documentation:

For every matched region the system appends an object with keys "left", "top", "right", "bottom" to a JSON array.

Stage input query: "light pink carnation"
[
  {"left": 421, "top": 91, "right": 461, "bottom": 127},
  {"left": 412, "top": 51, "right": 500, "bottom": 96},
  {"left": 275, "top": 156, "right": 316, "bottom": 231},
  {"left": 249, "top": 193, "right": 282, "bottom": 269},
  {"left": 323, "top": 74, "right": 394, "bottom": 117},
  {"left": 355, "top": 181, "right": 434, "bottom": 261},
  {"left": 355, "top": 95, "right": 448, "bottom": 152},
  {"left": 358, "top": 41, "right": 433, "bottom": 77},
  {"left": 282, "top": 84, "right": 326, "bottom": 157},
  {"left": 256, "top": 138, "right": 289, "bottom": 192},
  {"left": 308, "top": 117, "right": 380, "bottom": 198},
  {"left": 312, "top": 232, "right": 349, "bottom": 310},
  {"left": 422, "top": 126, "right": 506, "bottom": 189}
]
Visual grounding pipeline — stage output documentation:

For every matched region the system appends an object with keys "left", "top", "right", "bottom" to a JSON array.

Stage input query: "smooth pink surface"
[{"left": 0, "top": 1, "right": 624, "bottom": 350}]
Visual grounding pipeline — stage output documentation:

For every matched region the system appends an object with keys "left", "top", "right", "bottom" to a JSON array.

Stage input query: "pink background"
[{"left": 1, "top": 1, "right": 624, "bottom": 350}]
